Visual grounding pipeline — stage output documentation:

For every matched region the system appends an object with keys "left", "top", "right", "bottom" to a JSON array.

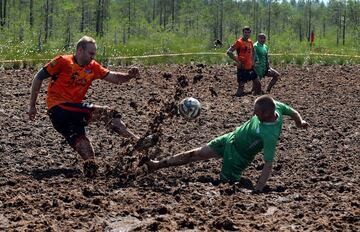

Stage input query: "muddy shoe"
[
  {"left": 83, "top": 160, "right": 99, "bottom": 178},
  {"left": 136, "top": 157, "right": 158, "bottom": 176},
  {"left": 135, "top": 134, "right": 159, "bottom": 150}
]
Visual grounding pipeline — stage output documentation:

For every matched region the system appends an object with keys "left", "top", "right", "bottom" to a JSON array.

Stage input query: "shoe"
[
  {"left": 135, "top": 134, "right": 159, "bottom": 150},
  {"left": 83, "top": 160, "right": 99, "bottom": 178},
  {"left": 136, "top": 156, "right": 157, "bottom": 176}
]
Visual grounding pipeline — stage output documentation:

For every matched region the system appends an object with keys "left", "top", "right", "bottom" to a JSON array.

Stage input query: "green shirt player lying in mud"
[{"left": 140, "top": 95, "right": 309, "bottom": 192}]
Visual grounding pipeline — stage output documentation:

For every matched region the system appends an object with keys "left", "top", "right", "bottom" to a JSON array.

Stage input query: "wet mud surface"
[{"left": 0, "top": 64, "right": 359, "bottom": 231}]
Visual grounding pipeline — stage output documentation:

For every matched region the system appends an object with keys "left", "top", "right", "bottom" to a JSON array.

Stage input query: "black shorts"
[
  {"left": 236, "top": 69, "right": 257, "bottom": 83},
  {"left": 48, "top": 102, "right": 94, "bottom": 147}
]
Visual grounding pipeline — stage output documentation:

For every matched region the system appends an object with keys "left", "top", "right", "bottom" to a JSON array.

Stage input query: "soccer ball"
[{"left": 178, "top": 97, "right": 201, "bottom": 119}]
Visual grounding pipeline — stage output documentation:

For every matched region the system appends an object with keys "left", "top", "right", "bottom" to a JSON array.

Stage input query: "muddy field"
[{"left": 0, "top": 64, "right": 359, "bottom": 231}]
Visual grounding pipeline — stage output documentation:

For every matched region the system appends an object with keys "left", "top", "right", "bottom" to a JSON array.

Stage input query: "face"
[
  {"left": 243, "top": 29, "right": 251, "bottom": 39},
  {"left": 254, "top": 104, "right": 272, "bottom": 122},
  {"left": 258, "top": 35, "right": 266, "bottom": 44},
  {"left": 78, "top": 43, "right": 96, "bottom": 65}
]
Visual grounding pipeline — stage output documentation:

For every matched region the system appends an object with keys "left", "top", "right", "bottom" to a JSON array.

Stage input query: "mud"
[{"left": 0, "top": 64, "right": 359, "bottom": 231}]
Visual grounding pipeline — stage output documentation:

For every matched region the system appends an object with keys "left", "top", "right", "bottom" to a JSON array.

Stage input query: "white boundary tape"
[{"left": 0, "top": 52, "right": 359, "bottom": 63}]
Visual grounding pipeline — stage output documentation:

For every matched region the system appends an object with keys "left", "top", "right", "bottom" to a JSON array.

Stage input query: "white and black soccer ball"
[{"left": 178, "top": 97, "right": 201, "bottom": 119}]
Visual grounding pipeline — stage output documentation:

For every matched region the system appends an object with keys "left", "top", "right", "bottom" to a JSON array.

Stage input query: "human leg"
[
  {"left": 73, "top": 135, "right": 99, "bottom": 178},
  {"left": 252, "top": 77, "right": 262, "bottom": 95},
  {"left": 265, "top": 67, "right": 280, "bottom": 93},
  {"left": 91, "top": 105, "right": 139, "bottom": 140},
  {"left": 48, "top": 105, "right": 98, "bottom": 177},
  {"left": 143, "top": 145, "right": 220, "bottom": 173}
]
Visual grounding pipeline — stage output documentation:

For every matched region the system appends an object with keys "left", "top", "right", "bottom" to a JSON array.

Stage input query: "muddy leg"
[
  {"left": 74, "top": 136, "right": 98, "bottom": 178},
  {"left": 145, "top": 145, "right": 220, "bottom": 173},
  {"left": 91, "top": 106, "right": 139, "bottom": 140},
  {"left": 266, "top": 68, "right": 280, "bottom": 93}
]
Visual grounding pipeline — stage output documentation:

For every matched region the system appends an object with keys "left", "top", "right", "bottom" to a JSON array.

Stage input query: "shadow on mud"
[{"left": 31, "top": 168, "right": 82, "bottom": 180}]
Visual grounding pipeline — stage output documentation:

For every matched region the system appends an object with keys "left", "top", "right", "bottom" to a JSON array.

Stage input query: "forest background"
[{"left": 0, "top": 0, "right": 359, "bottom": 66}]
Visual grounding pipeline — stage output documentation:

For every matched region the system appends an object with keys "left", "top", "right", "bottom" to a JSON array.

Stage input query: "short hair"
[
  {"left": 254, "top": 95, "right": 275, "bottom": 113},
  {"left": 258, "top": 33, "right": 266, "bottom": 38},
  {"left": 242, "top": 26, "right": 251, "bottom": 33},
  {"left": 76, "top": 36, "right": 96, "bottom": 50}
]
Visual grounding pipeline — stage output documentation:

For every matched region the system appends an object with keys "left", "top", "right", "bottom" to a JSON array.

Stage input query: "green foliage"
[{"left": 0, "top": 0, "right": 359, "bottom": 67}]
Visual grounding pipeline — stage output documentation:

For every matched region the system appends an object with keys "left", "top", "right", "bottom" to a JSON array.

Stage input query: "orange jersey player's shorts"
[
  {"left": 233, "top": 38, "right": 254, "bottom": 70},
  {"left": 43, "top": 55, "right": 110, "bottom": 110}
]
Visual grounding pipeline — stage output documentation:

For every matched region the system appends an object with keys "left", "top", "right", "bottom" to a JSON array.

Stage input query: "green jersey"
[
  {"left": 208, "top": 101, "right": 294, "bottom": 181},
  {"left": 254, "top": 41, "right": 269, "bottom": 78}
]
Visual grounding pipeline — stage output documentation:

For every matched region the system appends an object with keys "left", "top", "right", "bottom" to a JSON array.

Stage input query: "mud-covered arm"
[
  {"left": 290, "top": 110, "right": 309, "bottom": 129},
  {"left": 226, "top": 46, "right": 242, "bottom": 69},
  {"left": 28, "top": 69, "right": 49, "bottom": 120},
  {"left": 254, "top": 161, "right": 272, "bottom": 192},
  {"left": 103, "top": 67, "right": 140, "bottom": 84}
]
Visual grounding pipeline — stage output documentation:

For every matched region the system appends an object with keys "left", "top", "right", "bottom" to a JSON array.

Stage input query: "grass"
[{"left": 0, "top": 30, "right": 359, "bottom": 69}]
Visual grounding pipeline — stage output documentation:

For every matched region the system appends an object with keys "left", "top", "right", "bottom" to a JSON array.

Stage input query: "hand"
[
  {"left": 235, "top": 62, "right": 243, "bottom": 69},
  {"left": 128, "top": 66, "right": 140, "bottom": 79},
  {"left": 28, "top": 105, "right": 37, "bottom": 121},
  {"left": 297, "top": 120, "right": 309, "bottom": 129}
]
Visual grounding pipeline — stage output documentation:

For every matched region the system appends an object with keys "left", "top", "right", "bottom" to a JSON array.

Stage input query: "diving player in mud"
[
  {"left": 254, "top": 33, "right": 280, "bottom": 93},
  {"left": 139, "top": 95, "right": 309, "bottom": 193},
  {"left": 28, "top": 36, "right": 152, "bottom": 178},
  {"left": 227, "top": 26, "right": 261, "bottom": 96}
]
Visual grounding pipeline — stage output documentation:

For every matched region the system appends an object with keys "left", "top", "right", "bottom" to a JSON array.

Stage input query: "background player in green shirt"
[
  {"left": 254, "top": 33, "right": 280, "bottom": 93},
  {"left": 139, "top": 95, "right": 308, "bottom": 192}
]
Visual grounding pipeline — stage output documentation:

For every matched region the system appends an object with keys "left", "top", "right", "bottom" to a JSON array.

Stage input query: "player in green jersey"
[
  {"left": 254, "top": 33, "right": 280, "bottom": 93},
  {"left": 139, "top": 95, "right": 308, "bottom": 192}
]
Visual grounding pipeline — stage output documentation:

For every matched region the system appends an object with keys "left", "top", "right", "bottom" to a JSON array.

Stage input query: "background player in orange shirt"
[
  {"left": 227, "top": 26, "right": 261, "bottom": 96},
  {"left": 28, "top": 36, "right": 150, "bottom": 178}
]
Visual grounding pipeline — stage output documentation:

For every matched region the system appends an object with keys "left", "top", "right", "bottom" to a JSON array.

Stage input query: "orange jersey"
[
  {"left": 44, "top": 55, "right": 109, "bottom": 110},
  {"left": 233, "top": 38, "right": 254, "bottom": 70}
]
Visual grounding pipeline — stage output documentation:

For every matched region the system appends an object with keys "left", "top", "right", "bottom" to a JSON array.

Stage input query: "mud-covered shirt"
[
  {"left": 208, "top": 101, "right": 294, "bottom": 181},
  {"left": 254, "top": 41, "right": 269, "bottom": 77},
  {"left": 232, "top": 37, "right": 254, "bottom": 70},
  {"left": 44, "top": 55, "right": 109, "bottom": 110}
]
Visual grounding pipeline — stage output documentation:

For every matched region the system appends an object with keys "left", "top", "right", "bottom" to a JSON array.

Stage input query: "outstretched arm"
[
  {"left": 290, "top": 110, "right": 309, "bottom": 129},
  {"left": 28, "top": 69, "right": 49, "bottom": 120},
  {"left": 254, "top": 161, "right": 272, "bottom": 192},
  {"left": 103, "top": 66, "right": 140, "bottom": 84}
]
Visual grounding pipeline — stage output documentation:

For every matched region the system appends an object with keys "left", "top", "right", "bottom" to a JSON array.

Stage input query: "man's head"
[
  {"left": 254, "top": 95, "right": 276, "bottom": 122},
  {"left": 257, "top": 33, "right": 266, "bottom": 44},
  {"left": 242, "top": 26, "right": 252, "bottom": 40},
  {"left": 75, "top": 36, "right": 97, "bottom": 66}
]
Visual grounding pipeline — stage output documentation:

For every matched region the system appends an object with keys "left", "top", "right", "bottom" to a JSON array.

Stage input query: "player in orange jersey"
[
  {"left": 227, "top": 26, "right": 261, "bottom": 96},
  {"left": 28, "top": 36, "right": 151, "bottom": 178}
]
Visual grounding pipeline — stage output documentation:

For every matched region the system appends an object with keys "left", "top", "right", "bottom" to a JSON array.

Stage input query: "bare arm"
[
  {"left": 28, "top": 69, "right": 49, "bottom": 120},
  {"left": 254, "top": 161, "right": 272, "bottom": 192},
  {"left": 226, "top": 46, "right": 242, "bottom": 69},
  {"left": 290, "top": 110, "right": 309, "bottom": 129},
  {"left": 103, "top": 67, "right": 140, "bottom": 84}
]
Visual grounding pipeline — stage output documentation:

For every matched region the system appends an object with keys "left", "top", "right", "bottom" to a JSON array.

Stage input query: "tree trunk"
[
  {"left": 0, "top": 0, "right": 7, "bottom": 28},
  {"left": 342, "top": 0, "right": 346, "bottom": 45},
  {"left": 44, "top": 0, "right": 49, "bottom": 43},
  {"left": 128, "top": 0, "right": 131, "bottom": 38},
  {"left": 307, "top": 0, "right": 311, "bottom": 42},
  {"left": 96, "top": 0, "right": 102, "bottom": 36},
  {"left": 219, "top": 0, "right": 223, "bottom": 41},
  {"left": 171, "top": 0, "right": 175, "bottom": 30},
  {"left": 268, "top": 0, "right": 271, "bottom": 40},
  {"left": 80, "top": 0, "right": 85, "bottom": 32},
  {"left": 29, "top": 0, "right": 33, "bottom": 29}
]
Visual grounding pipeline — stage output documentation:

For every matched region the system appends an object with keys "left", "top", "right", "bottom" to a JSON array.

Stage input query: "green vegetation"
[{"left": 0, "top": 0, "right": 359, "bottom": 68}]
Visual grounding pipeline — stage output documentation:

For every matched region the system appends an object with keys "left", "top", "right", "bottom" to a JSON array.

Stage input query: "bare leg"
[
  {"left": 266, "top": 68, "right": 280, "bottom": 93},
  {"left": 252, "top": 78, "right": 262, "bottom": 95},
  {"left": 145, "top": 145, "right": 220, "bottom": 173},
  {"left": 74, "top": 135, "right": 98, "bottom": 178},
  {"left": 91, "top": 106, "right": 139, "bottom": 140},
  {"left": 236, "top": 82, "right": 245, "bottom": 97}
]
